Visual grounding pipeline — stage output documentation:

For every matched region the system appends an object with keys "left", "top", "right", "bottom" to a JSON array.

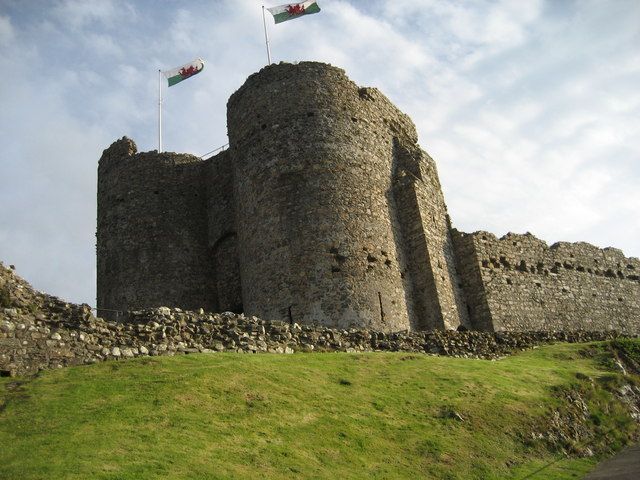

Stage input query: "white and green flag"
[
  {"left": 267, "top": 1, "right": 321, "bottom": 24},
  {"left": 163, "top": 58, "right": 205, "bottom": 87}
]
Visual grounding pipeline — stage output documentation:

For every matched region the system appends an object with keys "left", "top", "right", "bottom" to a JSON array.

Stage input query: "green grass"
[{"left": 0, "top": 341, "right": 638, "bottom": 479}]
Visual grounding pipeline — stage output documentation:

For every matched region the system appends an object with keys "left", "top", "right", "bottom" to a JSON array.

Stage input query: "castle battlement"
[{"left": 97, "top": 62, "right": 639, "bottom": 334}]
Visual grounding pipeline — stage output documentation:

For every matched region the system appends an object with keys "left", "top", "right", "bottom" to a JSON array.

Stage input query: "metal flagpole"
[
  {"left": 262, "top": 6, "right": 272, "bottom": 65},
  {"left": 158, "top": 69, "right": 163, "bottom": 153}
]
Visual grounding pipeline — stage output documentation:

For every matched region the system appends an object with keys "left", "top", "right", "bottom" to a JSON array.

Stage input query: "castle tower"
[
  {"left": 97, "top": 137, "right": 215, "bottom": 318},
  {"left": 226, "top": 62, "right": 468, "bottom": 330},
  {"left": 97, "top": 62, "right": 469, "bottom": 331}
]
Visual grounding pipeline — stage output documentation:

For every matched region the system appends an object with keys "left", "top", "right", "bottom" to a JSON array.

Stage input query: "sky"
[{"left": 0, "top": 0, "right": 638, "bottom": 306}]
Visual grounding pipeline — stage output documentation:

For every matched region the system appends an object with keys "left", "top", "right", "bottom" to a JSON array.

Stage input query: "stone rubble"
[{"left": 1, "top": 261, "right": 633, "bottom": 377}]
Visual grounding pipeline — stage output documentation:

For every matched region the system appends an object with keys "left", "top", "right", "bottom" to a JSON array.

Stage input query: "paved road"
[{"left": 584, "top": 444, "right": 640, "bottom": 479}]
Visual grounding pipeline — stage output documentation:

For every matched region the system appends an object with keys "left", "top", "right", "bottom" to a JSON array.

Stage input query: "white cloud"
[
  {"left": 84, "top": 32, "right": 124, "bottom": 57},
  {"left": 445, "top": 0, "right": 541, "bottom": 47},
  {"left": 51, "top": 0, "right": 130, "bottom": 29},
  {"left": 168, "top": 9, "right": 198, "bottom": 55},
  {"left": 0, "top": 14, "right": 14, "bottom": 44}
]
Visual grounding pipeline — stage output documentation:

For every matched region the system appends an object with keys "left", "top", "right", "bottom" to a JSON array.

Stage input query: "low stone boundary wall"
[{"left": 1, "top": 305, "right": 629, "bottom": 377}]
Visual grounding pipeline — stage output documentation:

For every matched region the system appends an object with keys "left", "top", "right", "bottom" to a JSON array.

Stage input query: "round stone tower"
[
  {"left": 97, "top": 137, "right": 214, "bottom": 318},
  {"left": 227, "top": 62, "right": 421, "bottom": 330}
]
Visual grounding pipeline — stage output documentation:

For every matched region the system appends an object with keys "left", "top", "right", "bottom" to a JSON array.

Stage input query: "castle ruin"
[{"left": 97, "top": 62, "right": 639, "bottom": 333}]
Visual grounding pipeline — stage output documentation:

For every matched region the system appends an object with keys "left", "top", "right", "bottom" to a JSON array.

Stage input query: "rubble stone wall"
[
  {"left": 0, "top": 261, "right": 624, "bottom": 377},
  {"left": 2, "top": 306, "right": 624, "bottom": 378},
  {"left": 452, "top": 231, "right": 640, "bottom": 332}
]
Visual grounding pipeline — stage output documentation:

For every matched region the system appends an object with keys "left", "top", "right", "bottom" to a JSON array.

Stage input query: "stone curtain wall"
[
  {"left": 97, "top": 138, "right": 215, "bottom": 318},
  {"left": 453, "top": 231, "right": 640, "bottom": 332}
]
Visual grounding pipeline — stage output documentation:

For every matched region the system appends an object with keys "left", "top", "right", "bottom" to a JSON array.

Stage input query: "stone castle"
[{"left": 97, "top": 62, "right": 639, "bottom": 333}]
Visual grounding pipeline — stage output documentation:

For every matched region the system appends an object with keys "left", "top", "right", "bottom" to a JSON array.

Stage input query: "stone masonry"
[
  {"left": 97, "top": 61, "right": 639, "bottom": 334},
  {"left": 452, "top": 231, "right": 640, "bottom": 333}
]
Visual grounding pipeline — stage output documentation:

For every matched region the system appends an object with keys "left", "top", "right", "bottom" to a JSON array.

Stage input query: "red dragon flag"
[
  {"left": 267, "top": 1, "right": 321, "bottom": 24},
  {"left": 163, "top": 58, "right": 205, "bottom": 87}
]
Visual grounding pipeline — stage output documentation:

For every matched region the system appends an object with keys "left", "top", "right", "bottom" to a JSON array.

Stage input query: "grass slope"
[{"left": 0, "top": 342, "right": 638, "bottom": 479}]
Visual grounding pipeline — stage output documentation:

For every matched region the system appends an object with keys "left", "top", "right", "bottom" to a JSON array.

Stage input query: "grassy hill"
[{"left": 1, "top": 340, "right": 639, "bottom": 479}]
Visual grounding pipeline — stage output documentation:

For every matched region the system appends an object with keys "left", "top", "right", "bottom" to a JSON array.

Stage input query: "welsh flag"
[
  {"left": 267, "top": 1, "right": 321, "bottom": 24},
  {"left": 163, "top": 58, "right": 205, "bottom": 87}
]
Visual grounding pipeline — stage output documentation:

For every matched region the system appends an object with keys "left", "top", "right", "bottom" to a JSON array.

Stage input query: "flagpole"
[
  {"left": 262, "top": 6, "right": 272, "bottom": 65},
  {"left": 158, "top": 69, "right": 163, "bottom": 153}
]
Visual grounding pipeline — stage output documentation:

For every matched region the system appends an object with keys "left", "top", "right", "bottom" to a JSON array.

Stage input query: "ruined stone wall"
[
  {"left": 1, "top": 260, "right": 627, "bottom": 377},
  {"left": 226, "top": 62, "right": 461, "bottom": 330},
  {"left": 452, "top": 230, "right": 640, "bottom": 332},
  {"left": 97, "top": 138, "right": 215, "bottom": 318}
]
